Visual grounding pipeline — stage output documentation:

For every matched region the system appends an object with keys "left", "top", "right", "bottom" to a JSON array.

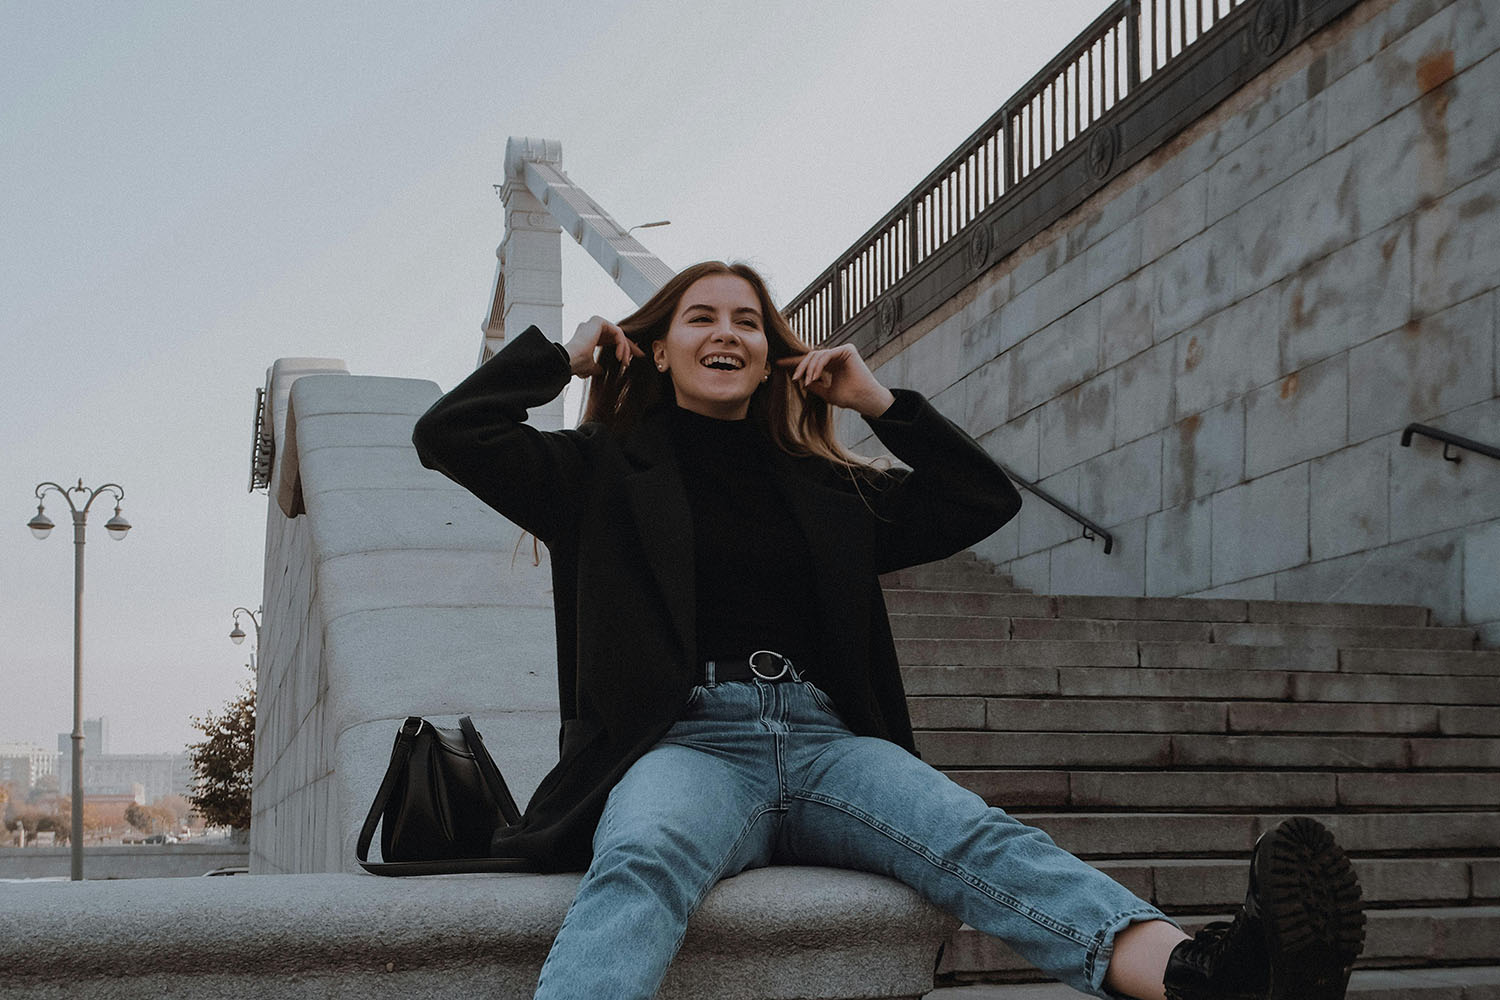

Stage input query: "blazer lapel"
[{"left": 621, "top": 413, "right": 697, "bottom": 668}]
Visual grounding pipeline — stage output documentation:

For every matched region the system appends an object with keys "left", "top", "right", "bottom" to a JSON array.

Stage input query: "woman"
[{"left": 412, "top": 261, "right": 1364, "bottom": 1000}]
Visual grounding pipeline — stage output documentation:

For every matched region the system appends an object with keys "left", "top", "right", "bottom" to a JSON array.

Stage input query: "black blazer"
[{"left": 411, "top": 325, "right": 1021, "bottom": 871}]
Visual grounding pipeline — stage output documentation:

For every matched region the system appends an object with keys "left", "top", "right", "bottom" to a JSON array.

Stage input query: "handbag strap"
[
  {"left": 461, "top": 715, "right": 522, "bottom": 827},
  {"left": 356, "top": 716, "right": 424, "bottom": 867}
]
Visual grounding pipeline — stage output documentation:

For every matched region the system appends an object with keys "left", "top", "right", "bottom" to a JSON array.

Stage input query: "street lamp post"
[
  {"left": 27, "top": 479, "right": 131, "bottom": 881},
  {"left": 228, "top": 606, "right": 261, "bottom": 672}
]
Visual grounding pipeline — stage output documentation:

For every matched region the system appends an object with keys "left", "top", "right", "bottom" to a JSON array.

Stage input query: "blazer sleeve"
[
  {"left": 860, "top": 389, "right": 1022, "bottom": 574},
  {"left": 411, "top": 325, "right": 588, "bottom": 544}
]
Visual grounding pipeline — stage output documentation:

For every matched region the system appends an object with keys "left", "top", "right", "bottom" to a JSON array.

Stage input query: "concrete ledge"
[
  {"left": 0, "top": 867, "right": 958, "bottom": 1000},
  {"left": 0, "top": 844, "right": 248, "bottom": 880}
]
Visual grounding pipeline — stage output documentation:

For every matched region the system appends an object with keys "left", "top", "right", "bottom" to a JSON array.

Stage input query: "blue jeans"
[{"left": 534, "top": 677, "right": 1166, "bottom": 999}]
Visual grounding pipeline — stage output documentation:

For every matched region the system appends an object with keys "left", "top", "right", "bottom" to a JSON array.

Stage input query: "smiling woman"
[{"left": 409, "top": 259, "right": 1364, "bottom": 1000}]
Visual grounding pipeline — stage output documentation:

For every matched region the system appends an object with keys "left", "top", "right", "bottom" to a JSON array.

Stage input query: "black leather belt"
[{"left": 702, "top": 649, "right": 803, "bottom": 685}]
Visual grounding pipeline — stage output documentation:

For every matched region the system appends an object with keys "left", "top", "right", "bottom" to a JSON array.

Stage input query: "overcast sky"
[{"left": 2, "top": 0, "right": 1110, "bottom": 755}]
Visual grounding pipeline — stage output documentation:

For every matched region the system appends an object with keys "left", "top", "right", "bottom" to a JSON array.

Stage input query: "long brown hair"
[{"left": 581, "top": 261, "right": 883, "bottom": 474}]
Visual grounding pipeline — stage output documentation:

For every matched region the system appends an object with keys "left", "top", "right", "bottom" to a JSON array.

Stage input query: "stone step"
[
  {"left": 945, "top": 769, "right": 1500, "bottom": 811},
  {"left": 1087, "top": 856, "right": 1498, "bottom": 911},
  {"left": 899, "top": 665, "right": 1500, "bottom": 704},
  {"left": 882, "top": 570, "right": 1023, "bottom": 592},
  {"left": 1211, "top": 622, "right": 1478, "bottom": 650},
  {"left": 882, "top": 591, "right": 1437, "bottom": 627},
  {"left": 885, "top": 591, "right": 1057, "bottom": 618},
  {"left": 1008, "top": 617, "right": 1215, "bottom": 642},
  {"left": 898, "top": 639, "right": 1500, "bottom": 675},
  {"left": 896, "top": 639, "right": 1139, "bottom": 667},
  {"left": 913, "top": 731, "right": 1500, "bottom": 771},
  {"left": 908, "top": 697, "right": 1487, "bottom": 735},
  {"left": 1053, "top": 595, "right": 1432, "bottom": 627},
  {"left": 926, "top": 966, "right": 1500, "bottom": 999},
  {"left": 1007, "top": 812, "right": 1500, "bottom": 859},
  {"left": 937, "top": 907, "right": 1500, "bottom": 981}
]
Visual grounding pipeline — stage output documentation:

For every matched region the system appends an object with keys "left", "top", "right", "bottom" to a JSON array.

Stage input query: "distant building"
[
  {"left": 81, "top": 754, "right": 194, "bottom": 803},
  {"left": 57, "top": 717, "right": 109, "bottom": 756},
  {"left": 0, "top": 743, "right": 57, "bottom": 790}
]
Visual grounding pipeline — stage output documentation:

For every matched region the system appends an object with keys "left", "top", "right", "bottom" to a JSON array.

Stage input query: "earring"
[{"left": 657, "top": 364, "right": 666, "bottom": 372}]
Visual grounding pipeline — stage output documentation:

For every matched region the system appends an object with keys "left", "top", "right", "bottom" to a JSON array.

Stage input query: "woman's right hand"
[{"left": 564, "top": 316, "right": 643, "bottom": 378}]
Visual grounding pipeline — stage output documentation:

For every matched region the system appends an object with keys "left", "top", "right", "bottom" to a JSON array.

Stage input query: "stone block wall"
[
  {"left": 842, "top": 0, "right": 1499, "bottom": 642},
  {"left": 252, "top": 371, "right": 564, "bottom": 873}
]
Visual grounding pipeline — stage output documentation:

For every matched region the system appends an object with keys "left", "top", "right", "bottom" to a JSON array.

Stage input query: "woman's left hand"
[{"left": 781, "top": 344, "right": 896, "bottom": 418}]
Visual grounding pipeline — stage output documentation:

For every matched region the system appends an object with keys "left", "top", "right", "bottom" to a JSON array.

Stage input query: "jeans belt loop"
[{"left": 705, "top": 659, "right": 717, "bottom": 688}]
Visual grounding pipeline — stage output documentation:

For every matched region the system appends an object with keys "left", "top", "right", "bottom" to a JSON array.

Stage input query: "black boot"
[{"left": 1163, "top": 817, "right": 1366, "bottom": 1000}]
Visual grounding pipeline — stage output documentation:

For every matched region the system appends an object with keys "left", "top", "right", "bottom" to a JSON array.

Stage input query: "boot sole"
[{"left": 1255, "top": 817, "right": 1367, "bottom": 1000}]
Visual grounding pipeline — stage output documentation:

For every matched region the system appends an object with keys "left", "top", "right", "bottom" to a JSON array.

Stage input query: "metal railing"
[
  {"left": 1401, "top": 424, "right": 1500, "bottom": 465},
  {"left": 786, "top": 0, "right": 1252, "bottom": 345},
  {"left": 249, "top": 386, "right": 272, "bottom": 492},
  {"left": 998, "top": 462, "right": 1116, "bottom": 554}
]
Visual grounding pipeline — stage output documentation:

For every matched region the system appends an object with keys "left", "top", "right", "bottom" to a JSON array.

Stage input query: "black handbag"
[{"left": 357, "top": 715, "right": 537, "bottom": 876}]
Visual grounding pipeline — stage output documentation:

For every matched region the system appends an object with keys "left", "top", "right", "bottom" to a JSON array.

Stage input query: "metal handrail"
[
  {"left": 1400, "top": 424, "right": 1500, "bottom": 465},
  {"left": 996, "top": 460, "right": 1114, "bottom": 555},
  {"left": 785, "top": 0, "right": 1253, "bottom": 344}
]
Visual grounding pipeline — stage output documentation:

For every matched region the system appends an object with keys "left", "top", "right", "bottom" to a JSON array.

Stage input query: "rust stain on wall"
[
  {"left": 1184, "top": 336, "right": 1203, "bottom": 372},
  {"left": 1416, "top": 49, "right": 1456, "bottom": 94},
  {"left": 1280, "top": 373, "right": 1300, "bottom": 400}
]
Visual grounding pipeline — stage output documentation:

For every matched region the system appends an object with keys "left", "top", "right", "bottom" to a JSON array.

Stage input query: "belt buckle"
[{"left": 749, "top": 649, "right": 799, "bottom": 682}]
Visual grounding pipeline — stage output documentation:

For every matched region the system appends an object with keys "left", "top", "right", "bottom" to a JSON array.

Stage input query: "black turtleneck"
[{"left": 666, "top": 405, "right": 821, "bottom": 674}]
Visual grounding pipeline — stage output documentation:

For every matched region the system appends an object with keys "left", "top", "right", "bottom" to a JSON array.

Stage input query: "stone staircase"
[{"left": 878, "top": 554, "right": 1500, "bottom": 999}]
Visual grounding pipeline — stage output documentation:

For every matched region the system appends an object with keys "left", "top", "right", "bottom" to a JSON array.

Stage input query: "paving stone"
[
  {"left": 1272, "top": 530, "right": 1466, "bottom": 626},
  {"left": 1310, "top": 437, "right": 1395, "bottom": 561},
  {"left": 1113, "top": 340, "right": 1175, "bottom": 444},
  {"left": 1227, "top": 701, "right": 1440, "bottom": 735},
  {"left": 1006, "top": 301, "right": 1102, "bottom": 419},
  {"left": 1141, "top": 171, "right": 1207, "bottom": 262},
  {"left": 1409, "top": 738, "right": 1500, "bottom": 769},
  {"left": 1163, "top": 404, "right": 1243, "bottom": 518},
  {"left": 1036, "top": 375, "right": 1115, "bottom": 479},
  {"left": 983, "top": 698, "right": 1228, "bottom": 734},
  {"left": 965, "top": 353, "right": 1013, "bottom": 439},
  {"left": 1340, "top": 648, "right": 1500, "bottom": 676},
  {"left": 889, "top": 614, "right": 1010, "bottom": 639},
  {"left": 1244, "top": 354, "right": 1349, "bottom": 479},
  {"left": 1065, "top": 771, "right": 1337, "bottom": 809},
  {"left": 1474, "top": 859, "right": 1500, "bottom": 899},
  {"left": 1170, "top": 734, "right": 1411, "bottom": 770},
  {"left": 908, "top": 697, "right": 987, "bottom": 730},
  {"left": 884, "top": 571, "right": 1020, "bottom": 593},
  {"left": 1077, "top": 435, "right": 1163, "bottom": 526},
  {"left": 914, "top": 732, "right": 1171, "bottom": 769},
  {"left": 1154, "top": 219, "right": 1242, "bottom": 342},
  {"left": 1047, "top": 517, "right": 1146, "bottom": 598},
  {"left": 942, "top": 770, "right": 1072, "bottom": 808},
  {"left": 1292, "top": 671, "right": 1500, "bottom": 705},
  {"left": 1098, "top": 268, "right": 1156, "bottom": 369},
  {"left": 1441, "top": 706, "right": 1500, "bottom": 735},
  {"left": 1466, "top": 520, "right": 1500, "bottom": 626},
  {"left": 1414, "top": 167, "right": 1500, "bottom": 319},
  {"left": 1213, "top": 622, "right": 1476, "bottom": 650},
  {"left": 1263, "top": 811, "right": 1500, "bottom": 855},
  {"left": 1364, "top": 906, "right": 1500, "bottom": 964},
  {"left": 1243, "top": 599, "right": 1430, "bottom": 627},
  {"left": 1210, "top": 465, "right": 1310, "bottom": 585},
  {"left": 882, "top": 590, "right": 1054, "bottom": 618},
  {"left": 1347, "top": 294, "right": 1495, "bottom": 441},
  {"left": 1011, "top": 812, "right": 1265, "bottom": 859},
  {"left": 901, "top": 666, "right": 1059, "bottom": 697},
  {"left": 1233, "top": 143, "right": 1358, "bottom": 291},
  {"left": 1052, "top": 595, "right": 1248, "bottom": 622},
  {"left": 1171, "top": 286, "right": 1281, "bottom": 419},
  {"left": 1008, "top": 618, "right": 1211, "bottom": 643},
  {"left": 1057, "top": 666, "right": 1294, "bottom": 701},
  {"left": 1338, "top": 772, "right": 1500, "bottom": 808},
  {"left": 894, "top": 639, "right": 1137, "bottom": 668},
  {"left": 977, "top": 405, "right": 1040, "bottom": 482},
  {"left": 1139, "top": 642, "right": 1338, "bottom": 673},
  {"left": 1145, "top": 496, "right": 1213, "bottom": 597},
  {"left": 1208, "top": 95, "right": 1329, "bottom": 224},
  {"left": 1279, "top": 219, "right": 1413, "bottom": 373}
]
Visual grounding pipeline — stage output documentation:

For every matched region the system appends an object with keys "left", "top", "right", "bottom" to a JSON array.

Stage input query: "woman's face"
[{"left": 652, "top": 274, "right": 772, "bottom": 420}]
